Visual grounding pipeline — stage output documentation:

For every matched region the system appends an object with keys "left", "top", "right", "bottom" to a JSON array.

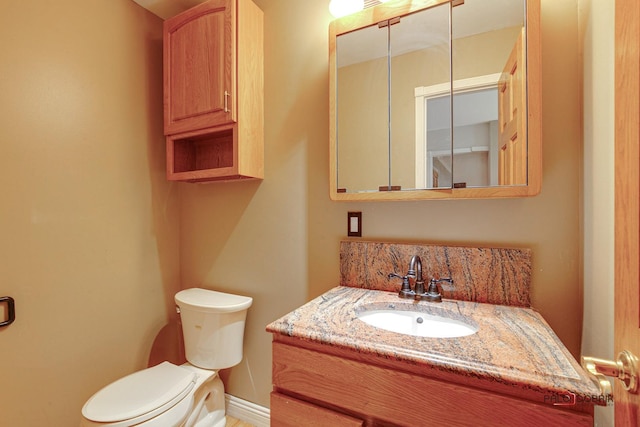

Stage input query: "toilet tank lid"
[
  {"left": 175, "top": 288, "right": 253, "bottom": 312},
  {"left": 82, "top": 362, "right": 196, "bottom": 423}
]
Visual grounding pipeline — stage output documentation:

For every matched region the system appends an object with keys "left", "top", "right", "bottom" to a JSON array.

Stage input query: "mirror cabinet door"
[
  {"left": 449, "top": 0, "right": 527, "bottom": 189},
  {"left": 336, "top": 24, "right": 389, "bottom": 194},
  {"left": 390, "top": 4, "right": 452, "bottom": 191},
  {"left": 336, "top": 4, "right": 453, "bottom": 193}
]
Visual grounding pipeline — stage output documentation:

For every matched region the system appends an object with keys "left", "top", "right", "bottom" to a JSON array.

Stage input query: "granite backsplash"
[{"left": 339, "top": 240, "right": 531, "bottom": 307}]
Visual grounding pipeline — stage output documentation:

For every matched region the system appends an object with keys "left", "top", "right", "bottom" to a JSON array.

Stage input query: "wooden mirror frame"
[{"left": 329, "top": 0, "right": 541, "bottom": 201}]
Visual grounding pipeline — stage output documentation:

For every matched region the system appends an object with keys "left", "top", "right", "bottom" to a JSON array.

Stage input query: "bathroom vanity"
[{"left": 267, "top": 287, "right": 600, "bottom": 426}]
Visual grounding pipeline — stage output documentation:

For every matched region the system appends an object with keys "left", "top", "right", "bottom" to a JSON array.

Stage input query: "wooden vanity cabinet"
[
  {"left": 163, "top": 0, "right": 263, "bottom": 182},
  {"left": 271, "top": 337, "right": 593, "bottom": 427}
]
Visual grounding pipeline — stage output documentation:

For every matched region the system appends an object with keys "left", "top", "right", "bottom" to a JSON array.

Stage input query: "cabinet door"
[{"left": 164, "top": 0, "right": 235, "bottom": 136}]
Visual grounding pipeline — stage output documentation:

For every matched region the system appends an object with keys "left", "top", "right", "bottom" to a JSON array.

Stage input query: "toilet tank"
[{"left": 175, "top": 288, "right": 252, "bottom": 370}]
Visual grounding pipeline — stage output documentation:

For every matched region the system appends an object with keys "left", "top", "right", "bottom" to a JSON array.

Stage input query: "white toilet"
[{"left": 80, "top": 288, "right": 252, "bottom": 427}]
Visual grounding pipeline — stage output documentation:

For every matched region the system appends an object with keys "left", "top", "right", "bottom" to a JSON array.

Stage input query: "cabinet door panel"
[{"left": 164, "top": 0, "right": 235, "bottom": 136}]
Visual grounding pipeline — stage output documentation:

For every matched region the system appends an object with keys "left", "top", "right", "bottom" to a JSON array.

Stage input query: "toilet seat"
[{"left": 82, "top": 362, "right": 197, "bottom": 426}]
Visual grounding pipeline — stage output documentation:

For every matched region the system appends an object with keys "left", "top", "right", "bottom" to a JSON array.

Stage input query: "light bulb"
[{"left": 329, "top": 0, "right": 365, "bottom": 18}]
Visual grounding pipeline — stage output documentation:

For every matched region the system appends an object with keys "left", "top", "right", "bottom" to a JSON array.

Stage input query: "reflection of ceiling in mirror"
[
  {"left": 427, "top": 88, "right": 498, "bottom": 130},
  {"left": 337, "top": 0, "right": 525, "bottom": 67},
  {"left": 130, "top": 0, "right": 209, "bottom": 19},
  {"left": 424, "top": 88, "right": 498, "bottom": 152}
]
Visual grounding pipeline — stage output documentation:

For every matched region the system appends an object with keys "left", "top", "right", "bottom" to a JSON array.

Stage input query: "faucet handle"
[
  {"left": 388, "top": 273, "right": 414, "bottom": 299},
  {"left": 418, "top": 277, "right": 454, "bottom": 302},
  {"left": 428, "top": 277, "right": 454, "bottom": 291}
]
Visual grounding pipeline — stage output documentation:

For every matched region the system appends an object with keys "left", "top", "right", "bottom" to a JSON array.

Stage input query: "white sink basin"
[{"left": 357, "top": 308, "right": 478, "bottom": 338}]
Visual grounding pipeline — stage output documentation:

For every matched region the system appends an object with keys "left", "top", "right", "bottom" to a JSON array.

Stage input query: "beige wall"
[
  {"left": 0, "top": 1, "right": 180, "bottom": 425},
  {"left": 0, "top": 0, "right": 591, "bottom": 422},
  {"left": 181, "top": 0, "right": 585, "bottom": 409},
  {"left": 580, "top": 0, "right": 615, "bottom": 425}
]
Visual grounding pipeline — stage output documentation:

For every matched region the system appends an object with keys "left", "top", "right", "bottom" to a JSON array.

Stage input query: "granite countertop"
[{"left": 267, "top": 286, "right": 602, "bottom": 406}]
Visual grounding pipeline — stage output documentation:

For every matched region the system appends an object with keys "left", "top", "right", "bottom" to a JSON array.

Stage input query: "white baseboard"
[{"left": 225, "top": 394, "right": 270, "bottom": 427}]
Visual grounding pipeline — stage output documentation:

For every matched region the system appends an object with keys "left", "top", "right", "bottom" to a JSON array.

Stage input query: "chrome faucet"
[{"left": 388, "top": 255, "right": 454, "bottom": 302}]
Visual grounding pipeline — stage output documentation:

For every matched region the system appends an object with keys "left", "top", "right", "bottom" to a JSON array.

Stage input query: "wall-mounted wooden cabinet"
[{"left": 163, "top": 0, "right": 263, "bottom": 182}]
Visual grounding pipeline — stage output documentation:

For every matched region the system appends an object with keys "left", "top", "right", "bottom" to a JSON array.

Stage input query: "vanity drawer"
[{"left": 271, "top": 392, "right": 364, "bottom": 427}]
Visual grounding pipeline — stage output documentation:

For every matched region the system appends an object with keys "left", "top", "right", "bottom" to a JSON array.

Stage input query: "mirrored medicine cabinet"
[{"left": 329, "top": 0, "right": 541, "bottom": 201}]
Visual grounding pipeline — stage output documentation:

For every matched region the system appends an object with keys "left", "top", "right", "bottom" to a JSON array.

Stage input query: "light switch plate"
[{"left": 347, "top": 212, "right": 362, "bottom": 237}]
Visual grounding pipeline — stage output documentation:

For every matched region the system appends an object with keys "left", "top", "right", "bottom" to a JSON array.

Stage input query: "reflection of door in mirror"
[{"left": 498, "top": 29, "right": 527, "bottom": 185}]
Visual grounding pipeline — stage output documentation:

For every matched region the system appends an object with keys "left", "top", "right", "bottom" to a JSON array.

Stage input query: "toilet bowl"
[{"left": 80, "top": 288, "right": 252, "bottom": 427}]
